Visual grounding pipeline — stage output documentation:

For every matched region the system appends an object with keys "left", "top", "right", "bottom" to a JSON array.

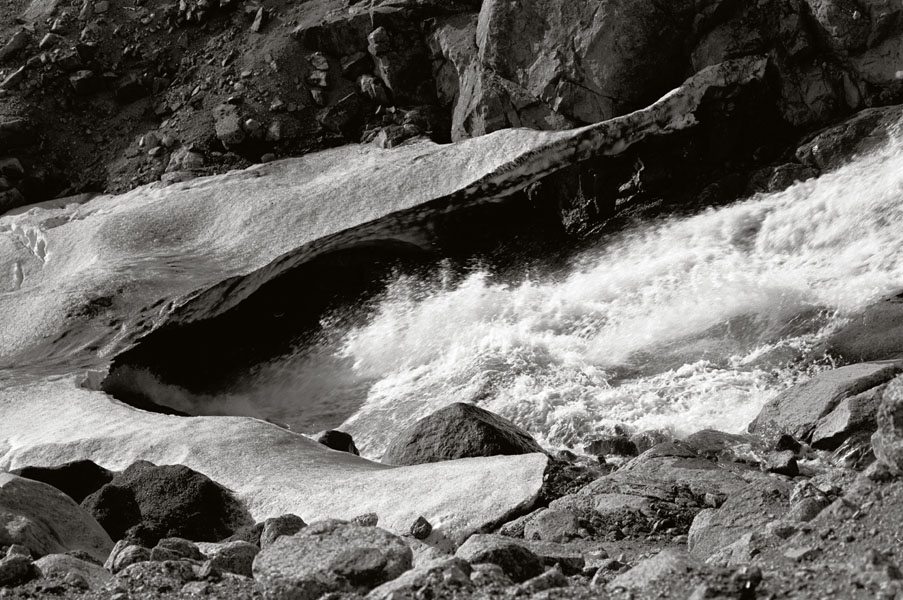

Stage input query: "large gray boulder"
[
  {"left": 687, "top": 480, "right": 791, "bottom": 561},
  {"left": 454, "top": 534, "right": 544, "bottom": 582},
  {"left": 0, "top": 473, "right": 113, "bottom": 563},
  {"left": 380, "top": 402, "right": 545, "bottom": 465},
  {"left": 252, "top": 520, "right": 413, "bottom": 600},
  {"left": 34, "top": 554, "right": 111, "bottom": 590},
  {"left": 822, "top": 289, "right": 903, "bottom": 361},
  {"left": 748, "top": 361, "right": 903, "bottom": 442}
]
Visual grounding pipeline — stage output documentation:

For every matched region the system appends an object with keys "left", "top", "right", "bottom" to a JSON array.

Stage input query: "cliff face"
[{"left": 2, "top": 0, "right": 903, "bottom": 227}]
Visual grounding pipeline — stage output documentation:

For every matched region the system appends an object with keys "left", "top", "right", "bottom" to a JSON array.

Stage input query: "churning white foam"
[{"left": 331, "top": 135, "right": 903, "bottom": 456}]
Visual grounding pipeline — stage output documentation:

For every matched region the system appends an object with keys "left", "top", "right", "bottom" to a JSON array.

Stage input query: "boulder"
[
  {"left": 748, "top": 361, "right": 903, "bottom": 442},
  {"left": 81, "top": 461, "right": 252, "bottom": 545},
  {"left": 0, "top": 473, "right": 112, "bottom": 563},
  {"left": 0, "top": 30, "right": 32, "bottom": 62},
  {"left": 103, "top": 541, "right": 150, "bottom": 574},
  {"left": 522, "top": 508, "right": 580, "bottom": 543},
  {"left": 796, "top": 106, "right": 903, "bottom": 172},
  {"left": 196, "top": 540, "right": 259, "bottom": 577},
  {"left": 366, "top": 557, "right": 472, "bottom": 600},
  {"left": 252, "top": 520, "right": 413, "bottom": 600},
  {"left": 811, "top": 384, "right": 883, "bottom": 450},
  {"left": 873, "top": 375, "right": 903, "bottom": 473},
  {"left": 380, "top": 402, "right": 545, "bottom": 465},
  {"left": 607, "top": 549, "right": 700, "bottom": 594},
  {"left": 260, "top": 514, "right": 307, "bottom": 548},
  {"left": 212, "top": 103, "right": 246, "bottom": 147},
  {"left": 455, "top": 533, "right": 590, "bottom": 575},
  {"left": 13, "top": 460, "right": 114, "bottom": 503},
  {"left": 454, "top": 534, "right": 543, "bottom": 582},
  {"left": 0, "top": 554, "right": 36, "bottom": 587},
  {"left": 687, "top": 480, "right": 791, "bottom": 560},
  {"left": 34, "top": 554, "right": 111, "bottom": 589},
  {"left": 315, "top": 430, "right": 360, "bottom": 455},
  {"left": 823, "top": 289, "right": 903, "bottom": 362}
]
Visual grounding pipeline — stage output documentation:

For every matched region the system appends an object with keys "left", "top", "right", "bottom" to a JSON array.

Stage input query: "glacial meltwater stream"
[{"left": 121, "top": 135, "right": 903, "bottom": 459}]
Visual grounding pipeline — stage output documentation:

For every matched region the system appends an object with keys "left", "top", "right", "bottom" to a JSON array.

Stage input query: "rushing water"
[{"left": 137, "top": 134, "right": 903, "bottom": 458}]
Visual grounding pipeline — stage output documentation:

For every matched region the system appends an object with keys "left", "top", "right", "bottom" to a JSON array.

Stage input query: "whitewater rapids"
[{"left": 145, "top": 133, "right": 903, "bottom": 458}]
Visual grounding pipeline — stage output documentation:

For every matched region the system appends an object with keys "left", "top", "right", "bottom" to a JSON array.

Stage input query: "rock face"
[
  {"left": 381, "top": 402, "right": 545, "bottom": 465},
  {"left": 454, "top": 534, "right": 544, "bottom": 582},
  {"left": 0, "top": 473, "right": 113, "bottom": 563},
  {"left": 81, "top": 461, "right": 252, "bottom": 545},
  {"left": 252, "top": 520, "right": 413, "bottom": 600},
  {"left": 748, "top": 361, "right": 903, "bottom": 443}
]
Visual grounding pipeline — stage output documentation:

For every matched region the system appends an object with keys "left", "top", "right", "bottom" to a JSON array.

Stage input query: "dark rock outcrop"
[
  {"left": 380, "top": 402, "right": 545, "bottom": 465},
  {"left": 80, "top": 461, "right": 252, "bottom": 546},
  {"left": 315, "top": 430, "right": 360, "bottom": 455},
  {"left": 12, "top": 460, "right": 114, "bottom": 503}
]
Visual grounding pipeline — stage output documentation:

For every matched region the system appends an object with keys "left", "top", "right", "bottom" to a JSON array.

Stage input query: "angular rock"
[
  {"left": 196, "top": 540, "right": 258, "bottom": 577},
  {"left": 749, "top": 361, "right": 903, "bottom": 442},
  {"left": 13, "top": 460, "right": 114, "bottom": 503},
  {"left": 522, "top": 508, "right": 580, "bottom": 543},
  {"left": 81, "top": 461, "right": 251, "bottom": 546},
  {"left": 607, "top": 549, "right": 699, "bottom": 593},
  {"left": 454, "top": 534, "right": 543, "bottom": 582},
  {"left": 410, "top": 516, "right": 432, "bottom": 540},
  {"left": 0, "top": 66, "right": 27, "bottom": 91},
  {"left": 0, "top": 30, "right": 32, "bottom": 62},
  {"left": 688, "top": 481, "right": 791, "bottom": 560},
  {"left": 381, "top": 402, "right": 544, "bottom": 466},
  {"left": 764, "top": 450, "right": 799, "bottom": 476},
  {"left": 155, "top": 538, "right": 204, "bottom": 561},
  {"left": 366, "top": 557, "right": 471, "bottom": 600},
  {"left": 260, "top": 514, "right": 307, "bottom": 548},
  {"left": 583, "top": 434, "right": 637, "bottom": 458},
  {"left": 0, "top": 473, "right": 112, "bottom": 563},
  {"left": 252, "top": 520, "right": 413, "bottom": 600},
  {"left": 315, "top": 430, "right": 360, "bottom": 455},
  {"left": 811, "top": 385, "right": 882, "bottom": 450},
  {"left": 213, "top": 103, "right": 246, "bottom": 147},
  {"left": 34, "top": 554, "right": 111, "bottom": 589},
  {"left": 0, "top": 554, "right": 35, "bottom": 587},
  {"left": 824, "top": 289, "right": 903, "bottom": 362},
  {"left": 104, "top": 541, "right": 150, "bottom": 574},
  {"left": 517, "top": 565, "right": 569, "bottom": 594}
]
